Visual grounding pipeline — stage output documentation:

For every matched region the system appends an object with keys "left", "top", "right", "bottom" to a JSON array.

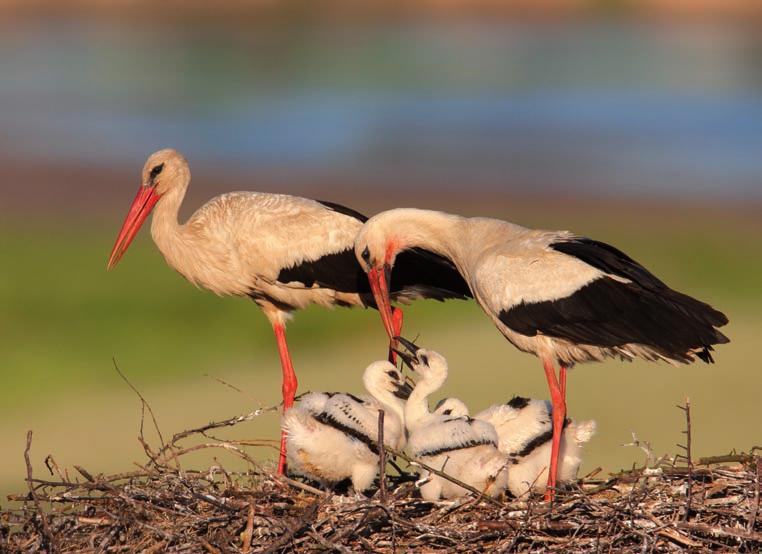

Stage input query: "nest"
[{"left": 2, "top": 395, "right": 761, "bottom": 553}]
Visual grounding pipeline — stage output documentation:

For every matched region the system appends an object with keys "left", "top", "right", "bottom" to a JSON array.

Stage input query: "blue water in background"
[{"left": 1, "top": 20, "right": 760, "bottom": 199}]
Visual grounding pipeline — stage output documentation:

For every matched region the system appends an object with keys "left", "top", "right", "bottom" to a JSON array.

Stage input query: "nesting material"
[{"left": 3, "top": 454, "right": 760, "bottom": 553}]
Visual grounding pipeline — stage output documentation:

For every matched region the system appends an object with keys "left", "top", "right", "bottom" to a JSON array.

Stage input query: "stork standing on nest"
[
  {"left": 106, "top": 151, "right": 471, "bottom": 474},
  {"left": 354, "top": 208, "right": 729, "bottom": 500}
]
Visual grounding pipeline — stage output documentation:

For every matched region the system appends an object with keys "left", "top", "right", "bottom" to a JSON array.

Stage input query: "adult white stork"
[
  {"left": 354, "top": 208, "right": 729, "bottom": 500},
  {"left": 106, "top": 151, "right": 472, "bottom": 474}
]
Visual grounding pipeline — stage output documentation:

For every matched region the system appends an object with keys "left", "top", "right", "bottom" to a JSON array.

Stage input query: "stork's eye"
[
  {"left": 361, "top": 246, "right": 371, "bottom": 263},
  {"left": 419, "top": 354, "right": 429, "bottom": 365},
  {"left": 149, "top": 163, "right": 165, "bottom": 182},
  {"left": 442, "top": 409, "right": 452, "bottom": 415},
  {"left": 386, "top": 370, "right": 399, "bottom": 379}
]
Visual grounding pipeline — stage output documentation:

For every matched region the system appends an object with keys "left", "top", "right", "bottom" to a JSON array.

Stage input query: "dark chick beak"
[
  {"left": 391, "top": 347, "right": 416, "bottom": 370},
  {"left": 394, "top": 336, "right": 420, "bottom": 355},
  {"left": 393, "top": 380, "right": 414, "bottom": 400}
]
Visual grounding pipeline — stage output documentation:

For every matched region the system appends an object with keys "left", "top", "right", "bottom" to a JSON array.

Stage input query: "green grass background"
[{"left": 1, "top": 205, "right": 760, "bottom": 504}]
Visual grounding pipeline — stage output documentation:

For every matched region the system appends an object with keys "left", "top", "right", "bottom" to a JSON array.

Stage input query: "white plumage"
[
  {"left": 282, "top": 361, "right": 410, "bottom": 492},
  {"left": 396, "top": 339, "right": 508, "bottom": 501},
  {"left": 354, "top": 207, "right": 727, "bottom": 498},
  {"left": 108, "top": 152, "right": 470, "bottom": 474},
  {"left": 434, "top": 396, "right": 596, "bottom": 498}
]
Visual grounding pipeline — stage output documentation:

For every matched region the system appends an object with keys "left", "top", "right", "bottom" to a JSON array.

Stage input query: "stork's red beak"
[
  {"left": 107, "top": 185, "right": 160, "bottom": 269},
  {"left": 368, "top": 264, "right": 395, "bottom": 339}
]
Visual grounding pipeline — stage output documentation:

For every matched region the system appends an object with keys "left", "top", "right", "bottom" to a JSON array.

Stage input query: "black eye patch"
[
  {"left": 419, "top": 354, "right": 429, "bottom": 365},
  {"left": 386, "top": 370, "right": 399, "bottom": 379},
  {"left": 149, "top": 163, "right": 165, "bottom": 182},
  {"left": 361, "top": 246, "right": 371, "bottom": 262},
  {"left": 442, "top": 409, "right": 452, "bottom": 415}
]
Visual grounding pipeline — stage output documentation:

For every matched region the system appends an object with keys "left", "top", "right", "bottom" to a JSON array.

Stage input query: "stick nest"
[{"left": 2, "top": 399, "right": 760, "bottom": 552}]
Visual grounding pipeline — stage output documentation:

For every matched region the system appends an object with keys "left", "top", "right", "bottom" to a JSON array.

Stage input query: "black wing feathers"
[
  {"left": 276, "top": 200, "right": 472, "bottom": 303},
  {"left": 501, "top": 236, "right": 729, "bottom": 363},
  {"left": 391, "top": 247, "right": 473, "bottom": 301},
  {"left": 315, "top": 199, "right": 369, "bottom": 223},
  {"left": 551, "top": 237, "right": 667, "bottom": 291}
]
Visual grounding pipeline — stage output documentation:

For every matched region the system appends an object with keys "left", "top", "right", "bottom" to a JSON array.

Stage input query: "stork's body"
[
  {"left": 107, "top": 152, "right": 471, "bottom": 474},
  {"left": 355, "top": 208, "right": 729, "bottom": 500}
]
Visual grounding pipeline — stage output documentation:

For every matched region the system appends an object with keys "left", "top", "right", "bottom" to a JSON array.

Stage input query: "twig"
[
  {"left": 112, "top": 358, "right": 166, "bottom": 462},
  {"left": 241, "top": 501, "right": 255, "bottom": 553},
  {"left": 750, "top": 457, "right": 761, "bottom": 532},
  {"left": 378, "top": 409, "right": 387, "bottom": 506},
  {"left": 698, "top": 453, "right": 756, "bottom": 465},
  {"left": 24, "top": 431, "right": 56, "bottom": 552},
  {"left": 677, "top": 397, "right": 693, "bottom": 521},
  {"left": 273, "top": 474, "right": 328, "bottom": 497},
  {"left": 153, "top": 404, "right": 279, "bottom": 462}
]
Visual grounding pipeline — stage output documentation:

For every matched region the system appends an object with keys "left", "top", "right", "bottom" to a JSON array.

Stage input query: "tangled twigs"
[
  {"left": 4, "top": 398, "right": 762, "bottom": 552},
  {"left": 23, "top": 430, "right": 57, "bottom": 553}
]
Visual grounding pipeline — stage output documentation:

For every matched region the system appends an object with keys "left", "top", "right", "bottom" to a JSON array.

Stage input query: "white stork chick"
[
  {"left": 434, "top": 396, "right": 596, "bottom": 498},
  {"left": 395, "top": 338, "right": 509, "bottom": 501},
  {"left": 355, "top": 207, "right": 728, "bottom": 498},
  {"left": 282, "top": 361, "right": 412, "bottom": 492},
  {"left": 107, "top": 151, "right": 472, "bottom": 474}
]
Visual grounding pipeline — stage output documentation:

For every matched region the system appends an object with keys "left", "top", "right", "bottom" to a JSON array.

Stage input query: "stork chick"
[
  {"left": 282, "top": 361, "right": 411, "bottom": 492},
  {"left": 434, "top": 396, "right": 596, "bottom": 497},
  {"left": 396, "top": 338, "right": 509, "bottom": 501}
]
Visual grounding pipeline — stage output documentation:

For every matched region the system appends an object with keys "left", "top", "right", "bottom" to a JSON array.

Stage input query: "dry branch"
[{"left": 3, "top": 401, "right": 761, "bottom": 553}]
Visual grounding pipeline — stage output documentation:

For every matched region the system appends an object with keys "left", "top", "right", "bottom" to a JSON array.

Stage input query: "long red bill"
[
  {"left": 107, "top": 185, "right": 160, "bottom": 269},
  {"left": 368, "top": 265, "right": 395, "bottom": 340}
]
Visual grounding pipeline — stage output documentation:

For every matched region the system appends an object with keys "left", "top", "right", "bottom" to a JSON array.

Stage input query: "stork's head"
[
  {"left": 355, "top": 209, "right": 428, "bottom": 339},
  {"left": 363, "top": 361, "right": 415, "bottom": 403},
  {"left": 433, "top": 397, "right": 470, "bottom": 418},
  {"left": 392, "top": 336, "right": 448, "bottom": 389},
  {"left": 107, "top": 149, "right": 190, "bottom": 269}
]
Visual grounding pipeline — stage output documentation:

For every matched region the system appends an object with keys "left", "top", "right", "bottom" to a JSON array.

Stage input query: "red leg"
[
  {"left": 387, "top": 307, "right": 404, "bottom": 364},
  {"left": 542, "top": 358, "right": 566, "bottom": 502},
  {"left": 559, "top": 364, "right": 567, "bottom": 397},
  {"left": 273, "top": 322, "right": 298, "bottom": 475}
]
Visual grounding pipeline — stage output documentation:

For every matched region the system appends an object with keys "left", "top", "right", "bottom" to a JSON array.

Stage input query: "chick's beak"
[
  {"left": 393, "top": 379, "right": 414, "bottom": 400},
  {"left": 394, "top": 336, "right": 421, "bottom": 355}
]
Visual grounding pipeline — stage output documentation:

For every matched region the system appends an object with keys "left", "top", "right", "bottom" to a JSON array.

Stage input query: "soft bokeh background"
[{"left": 1, "top": 1, "right": 760, "bottom": 503}]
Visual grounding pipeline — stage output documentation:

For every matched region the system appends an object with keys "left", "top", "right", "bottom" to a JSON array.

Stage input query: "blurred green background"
[{"left": 1, "top": 1, "right": 761, "bottom": 504}]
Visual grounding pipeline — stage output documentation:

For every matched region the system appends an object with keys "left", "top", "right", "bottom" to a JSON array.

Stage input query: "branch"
[
  {"left": 24, "top": 431, "right": 57, "bottom": 551},
  {"left": 377, "top": 409, "right": 387, "bottom": 505},
  {"left": 112, "top": 358, "right": 166, "bottom": 462}
]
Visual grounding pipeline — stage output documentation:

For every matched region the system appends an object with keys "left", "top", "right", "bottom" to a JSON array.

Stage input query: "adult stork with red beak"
[
  {"left": 354, "top": 208, "right": 729, "bottom": 500},
  {"left": 107, "top": 151, "right": 471, "bottom": 474}
]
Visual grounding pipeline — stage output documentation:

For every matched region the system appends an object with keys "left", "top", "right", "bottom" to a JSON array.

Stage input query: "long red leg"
[
  {"left": 387, "top": 307, "right": 404, "bottom": 364},
  {"left": 559, "top": 364, "right": 567, "bottom": 397},
  {"left": 542, "top": 358, "right": 567, "bottom": 502},
  {"left": 273, "top": 322, "right": 298, "bottom": 475}
]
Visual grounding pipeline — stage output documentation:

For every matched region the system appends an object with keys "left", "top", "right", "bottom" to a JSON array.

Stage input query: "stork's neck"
[
  {"left": 374, "top": 393, "right": 407, "bottom": 432},
  {"left": 404, "top": 373, "right": 446, "bottom": 432},
  {"left": 388, "top": 209, "right": 466, "bottom": 262},
  {"left": 150, "top": 184, "right": 196, "bottom": 276}
]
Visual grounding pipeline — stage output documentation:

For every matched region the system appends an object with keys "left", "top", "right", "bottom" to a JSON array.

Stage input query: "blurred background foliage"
[{"left": 0, "top": 0, "right": 760, "bottom": 502}]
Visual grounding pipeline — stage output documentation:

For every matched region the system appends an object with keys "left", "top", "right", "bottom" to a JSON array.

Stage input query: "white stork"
[
  {"left": 434, "top": 396, "right": 596, "bottom": 498},
  {"left": 106, "top": 151, "right": 472, "bottom": 474},
  {"left": 354, "top": 208, "right": 729, "bottom": 500},
  {"left": 396, "top": 339, "right": 509, "bottom": 500},
  {"left": 282, "top": 360, "right": 412, "bottom": 492}
]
